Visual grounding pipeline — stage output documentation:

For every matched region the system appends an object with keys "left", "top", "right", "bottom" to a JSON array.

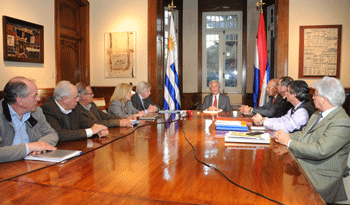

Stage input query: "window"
[{"left": 202, "top": 11, "right": 242, "bottom": 93}]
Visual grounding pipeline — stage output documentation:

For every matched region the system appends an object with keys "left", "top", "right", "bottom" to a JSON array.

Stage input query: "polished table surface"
[{"left": 0, "top": 111, "right": 325, "bottom": 204}]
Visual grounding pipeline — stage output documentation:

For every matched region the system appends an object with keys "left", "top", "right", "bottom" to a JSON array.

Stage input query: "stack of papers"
[
  {"left": 203, "top": 109, "right": 222, "bottom": 114},
  {"left": 215, "top": 120, "right": 248, "bottom": 131},
  {"left": 225, "top": 131, "right": 270, "bottom": 144}
]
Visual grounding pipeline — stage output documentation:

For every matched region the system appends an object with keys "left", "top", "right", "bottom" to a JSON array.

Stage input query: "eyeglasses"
[{"left": 85, "top": 93, "right": 94, "bottom": 95}]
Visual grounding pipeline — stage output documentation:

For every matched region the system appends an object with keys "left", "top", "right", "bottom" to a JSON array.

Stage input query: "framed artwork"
[
  {"left": 105, "top": 31, "right": 136, "bottom": 78},
  {"left": 2, "top": 16, "right": 44, "bottom": 63},
  {"left": 299, "top": 25, "right": 342, "bottom": 78}
]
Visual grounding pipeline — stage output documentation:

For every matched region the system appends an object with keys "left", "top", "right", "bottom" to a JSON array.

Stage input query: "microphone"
[
  {"left": 180, "top": 110, "right": 193, "bottom": 118},
  {"left": 186, "top": 110, "right": 193, "bottom": 117}
]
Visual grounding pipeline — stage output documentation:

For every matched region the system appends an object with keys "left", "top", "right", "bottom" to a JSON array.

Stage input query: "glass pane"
[
  {"left": 206, "top": 34, "right": 219, "bottom": 86},
  {"left": 224, "top": 36, "right": 238, "bottom": 88}
]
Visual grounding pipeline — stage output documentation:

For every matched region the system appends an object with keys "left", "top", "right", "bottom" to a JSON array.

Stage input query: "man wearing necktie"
[
  {"left": 201, "top": 80, "right": 231, "bottom": 111},
  {"left": 238, "top": 78, "right": 280, "bottom": 117},
  {"left": 274, "top": 77, "right": 350, "bottom": 203},
  {"left": 131, "top": 81, "right": 159, "bottom": 113}
]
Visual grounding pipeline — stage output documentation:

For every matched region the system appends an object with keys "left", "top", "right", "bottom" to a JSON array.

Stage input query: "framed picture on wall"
[
  {"left": 104, "top": 31, "right": 136, "bottom": 78},
  {"left": 2, "top": 16, "right": 44, "bottom": 63},
  {"left": 299, "top": 25, "right": 342, "bottom": 78}
]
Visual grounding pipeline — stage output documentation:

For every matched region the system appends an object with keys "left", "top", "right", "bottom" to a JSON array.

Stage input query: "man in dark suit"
[
  {"left": 131, "top": 81, "right": 159, "bottom": 114},
  {"left": 238, "top": 79, "right": 280, "bottom": 117},
  {"left": 41, "top": 81, "right": 108, "bottom": 142},
  {"left": 275, "top": 76, "right": 294, "bottom": 117},
  {"left": 274, "top": 76, "right": 350, "bottom": 203},
  {"left": 75, "top": 82, "right": 133, "bottom": 128},
  {"left": 201, "top": 80, "right": 231, "bottom": 111}
]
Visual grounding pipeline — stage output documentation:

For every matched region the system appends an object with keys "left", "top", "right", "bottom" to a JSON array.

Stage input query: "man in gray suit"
[
  {"left": 274, "top": 76, "right": 350, "bottom": 203},
  {"left": 201, "top": 80, "right": 231, "bottom": 111},
  {"left": 0, "top": 77, "right": 58, "bottom": 163}
]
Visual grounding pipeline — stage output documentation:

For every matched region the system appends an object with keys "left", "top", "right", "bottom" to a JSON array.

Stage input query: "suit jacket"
[
  {"left": 108, "top": 100, "right": 139, "bottom": 118},
  {"left": 77, "top": 102, "right": 121, "bottom": 128},
  {"left": 131, "top": 94, "right": 160, "bottom": 111},
  {"left": 41, "top": 97, "right": 91, "bottom": 142},
  {"left": 289, "top": 107, "right": 350, "bottom": 203},
  {"left": 0, "top": 99, "right": 58, "bottom": 163},
  {"left": 252, "top": 94, "right": 285, "bottom": 117},
  {"left": 201, "top": 93, "right": 231, "bottom": 111}
]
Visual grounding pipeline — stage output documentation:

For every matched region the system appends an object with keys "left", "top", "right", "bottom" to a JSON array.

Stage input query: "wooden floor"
[{"left": 0, "top": 111, "right": 325, "bottom": 204}]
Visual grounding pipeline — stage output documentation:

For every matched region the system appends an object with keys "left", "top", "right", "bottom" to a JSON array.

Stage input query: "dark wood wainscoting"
[
  {"left": 91, "top": 86, "right": 116, "bottom": 107},
  {"left": 243, "top": 88, "right": 350, "bottom": 116},
  {"left": 182, "top": 93, "right": 202, "bottom": 110}
]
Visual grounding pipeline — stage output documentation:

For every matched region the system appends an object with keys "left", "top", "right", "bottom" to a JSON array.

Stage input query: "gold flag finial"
[
  {"left": 168, "top": 0, "right": 176, "bottom": 15},
  {"left": 256, "top": 0, "right": 265, "bottom": 13}
]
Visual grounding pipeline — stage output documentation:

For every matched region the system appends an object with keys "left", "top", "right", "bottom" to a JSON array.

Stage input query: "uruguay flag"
[
  {"left": 164, "top": 14, "right": 181, "bottom": 110},
  {"left": 253, "top": 12, "right": 270, "bottom": 107}
]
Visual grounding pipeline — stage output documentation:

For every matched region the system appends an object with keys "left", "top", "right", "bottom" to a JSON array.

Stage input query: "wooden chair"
[{"left": 93, "top": 97, "right": 107, "bottom": 112}]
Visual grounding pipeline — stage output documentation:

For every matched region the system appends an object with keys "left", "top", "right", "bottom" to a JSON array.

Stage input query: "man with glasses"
[
  {"left": 274, "top": 77, "right": 350, "bottom": 203},
  {"left": 75, "top": 82, "right": 133, "bottom": 128},
  {"left": 41, "top": 81, "right": 109, "bottom": 142}
]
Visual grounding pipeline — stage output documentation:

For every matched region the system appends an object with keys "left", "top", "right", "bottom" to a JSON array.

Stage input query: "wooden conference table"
[{"left": 0, "top": 111, "right": 325, "bottom": 204}]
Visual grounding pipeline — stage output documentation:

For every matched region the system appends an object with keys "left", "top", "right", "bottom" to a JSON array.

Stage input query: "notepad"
[
  {"left": 24, "top": 149, "right": 82, "bottom": 163},
  {"left": 225, "top": 131, "right": 270, "bottom": 144}
]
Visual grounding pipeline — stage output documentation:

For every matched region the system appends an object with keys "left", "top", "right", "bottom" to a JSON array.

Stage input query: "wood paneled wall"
[{"left": 0, "top": 87, "right": 349, "bottom": 115}]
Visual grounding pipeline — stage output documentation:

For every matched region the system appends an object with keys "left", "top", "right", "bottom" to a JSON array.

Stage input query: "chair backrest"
[{"left": 93, "top": 97, "right": 107, "bottom": 111}]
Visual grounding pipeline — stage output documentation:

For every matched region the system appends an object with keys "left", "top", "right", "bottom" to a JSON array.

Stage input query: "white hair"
[
  {"left": 136, "top": 81, "right": 151, "bottom": 94},
  {"left": 54, "top": 81, "right": 74, "bottom": 101},
  {"left": 209, "top": 80, "right": 220, "bottom": 88},
  {"left": 312, "top": 76, "right": 345, "bottom": 107}
]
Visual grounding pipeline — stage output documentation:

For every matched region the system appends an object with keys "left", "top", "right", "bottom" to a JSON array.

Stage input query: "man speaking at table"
[
  {"left": 201, "top": 80, "right": 231, "bottom": 111},
  {"left": 274, "top": 76, "right": 350, "bottom": 203},
  {"left": 0, "top": 77, "right": 58, "bottom": 163}
]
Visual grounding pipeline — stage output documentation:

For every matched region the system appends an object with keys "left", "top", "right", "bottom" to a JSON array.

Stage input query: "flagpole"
[{"left": 164, "top": 0, "right": 180, "bottom": 110}]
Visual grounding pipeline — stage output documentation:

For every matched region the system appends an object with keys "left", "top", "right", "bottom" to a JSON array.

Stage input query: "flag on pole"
[
  {"left": 164, "top": 14, "right": 181, "bottom": 110},
  {"left": 253, "top": 12, "right": 270, "bottom": 107}
]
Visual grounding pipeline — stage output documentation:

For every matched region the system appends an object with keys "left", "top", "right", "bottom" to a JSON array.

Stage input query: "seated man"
[
  {"left": 75, "top": 82, "right": 134, "bottom": 127},
  {"left": 201, "top": 80, "right": 231, "bottom": 111},
  {"left": 252, "top": 80, "right": 315, "bottom": 133},
  {"left": 131, "top": 81, "right": 159, "bottom": 113},
  {"left": 275, "top": 76, "right": 294, "bottom": 117},
  {"left": 41, "top": 81, "right": 108, "bottom": 142},
  {"left": 238, "top": 79, "right": 281, "bottom": 117},
  {"left": 274, "top": 77, "right": 350, "bottom": 203},
  {"left": 0, "top": 77, "right": 58, "bottom": 163}
]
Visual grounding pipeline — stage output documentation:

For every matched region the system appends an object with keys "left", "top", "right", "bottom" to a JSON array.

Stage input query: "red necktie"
[
  {"left": 213, "top": 96, "right": 217, "bottom": 107},
  {"left": 272, "top": 97, "right": 276, "bottom": 105}
]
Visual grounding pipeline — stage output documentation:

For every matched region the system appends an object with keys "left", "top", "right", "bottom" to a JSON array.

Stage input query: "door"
[{"left": 55, "top": 0, "right": 89, "bottom": 84}]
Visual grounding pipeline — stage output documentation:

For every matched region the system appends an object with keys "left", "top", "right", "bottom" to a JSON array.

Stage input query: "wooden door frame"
[{"left": 55, "top": 0, "right": 90, "bottom": 84}]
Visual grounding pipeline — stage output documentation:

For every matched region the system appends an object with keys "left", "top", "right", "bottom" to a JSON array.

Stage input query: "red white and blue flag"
[{"left": 253, "top": 12, "right": 270, "bottom": 107}]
